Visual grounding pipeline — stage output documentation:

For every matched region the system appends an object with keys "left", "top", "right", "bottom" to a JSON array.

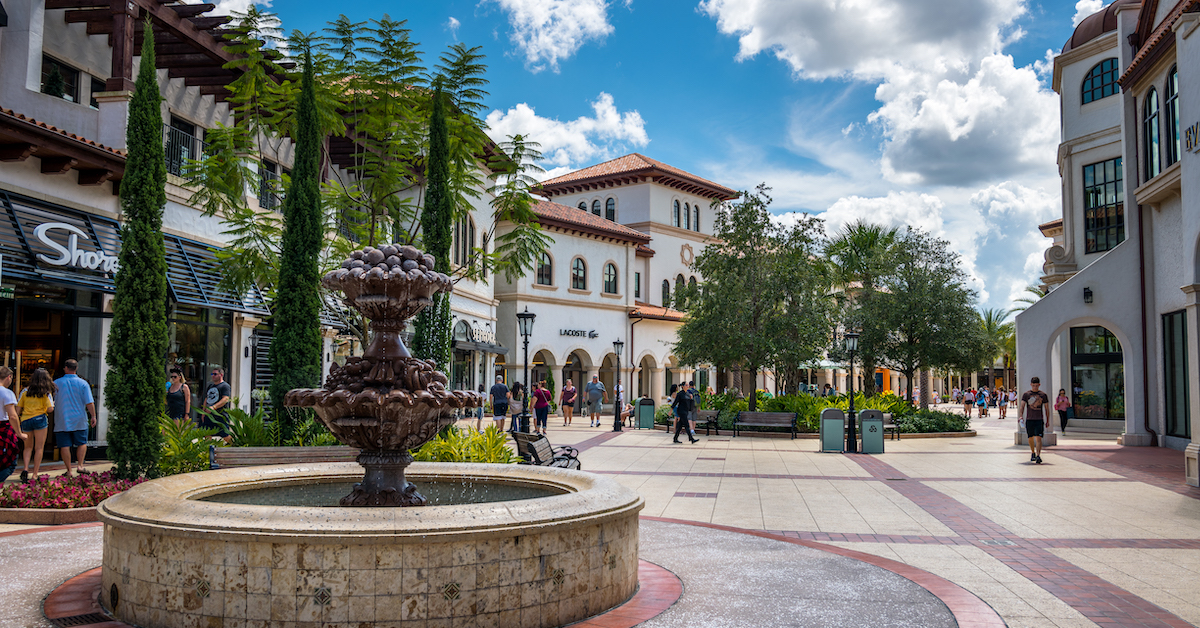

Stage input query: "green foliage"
[
  {"left": 105, "top": 22, "right": 168, "bottom": 480},
  {"left": 826, "top": 220, "right": 900, "bottom": 397},
  {"left": 413, "top": 83, "right": 454, "bottom": 367},
  {"left": 216, "top": 401, "right": 280, "bottom": 447},
  {"left": 43, "top": 65, "right": 65, "bottom": 98},
  {"left": 411, "top": 426, "right": 518, "bottom": 463},
  {"left": 158, "top": 413, "right": 225, "bottom": 476},
  {"left": 893, "top": 409, "right": 970, "bottom": 434},
  {"left": 269, "top": 49, "right": 325, "bottom": 435},
  {"left": 285, "top": 415, "right": 341, "bottom": 446}
]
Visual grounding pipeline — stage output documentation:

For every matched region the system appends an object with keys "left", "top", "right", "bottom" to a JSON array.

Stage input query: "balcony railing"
[
  {"left": 163, "top": 125, "right": 207, "bottom": 177},
  {"left": 258, "top": 167, "right": 281, "bottom": 210}
]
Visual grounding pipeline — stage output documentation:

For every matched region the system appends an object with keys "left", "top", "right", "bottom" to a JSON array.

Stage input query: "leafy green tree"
[
  {"left": 412, "top": 83, "right": 453, "bottom": 367},
  {"left": 43, "top": 65, "right": 65, "bottom": 98},
  {"left": 826, "top": 220, "right": 899, "bottom": 397},
  {"left": 105, "top": 23, "right": 168, "bottom": 479},
  {"left": 1011, "top": 284, "right": 1047, "bottom": 312},
  {"left": 867, "top": 229, "right": 989, "bottom": 405},
  {"left": 268, "top": 49, "right": 324, "bottom": 434},
  {"left": 673, "top": 185, "right": 833, "bottom": 410},
  {"left": 978, "top": 308, "right": 1014, "bottom": 389}
]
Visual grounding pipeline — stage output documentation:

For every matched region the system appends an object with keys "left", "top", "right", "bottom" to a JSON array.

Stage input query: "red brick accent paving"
[
  {"left": 0, "top": 521, "right": 102, "bottom": 538},
  {"left": 571, "top": 430, "right": 627, "bottom": 453},
  {"left": 43, "top": 561, "right": 682, "bottom": 628},
  {"left": 593, "top": 469, "right": 1136, "bottom": 483},
  {"left": 641, "top": 516, "right": 1005, "bottom": 628},
  {"left": 850, "top": 453, "right": 1196, "bottom": 628},
  {"left": 1054, "top": 447, "right": 1200, "bottom": 500}
]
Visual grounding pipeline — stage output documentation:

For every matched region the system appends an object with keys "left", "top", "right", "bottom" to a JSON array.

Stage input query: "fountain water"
[{"left": 96, "top": 245, "right": 643, "bottom": 627}]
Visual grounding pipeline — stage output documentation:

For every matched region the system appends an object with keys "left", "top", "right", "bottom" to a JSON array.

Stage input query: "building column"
[
  {"left": 231, "top": 314, "right": 262, "bottom": 411},
  {"left": 651, "top": 367, "right": 665, "bottom": 404},
  {"left": 94, "top": 91, "right": 132, "bottom": 150},
  {"left": 321, "top": 327, "right": 338, "bottom": 385},
  {"left": 1182, "top": 286, "right": 1200, "bottom": 486}
]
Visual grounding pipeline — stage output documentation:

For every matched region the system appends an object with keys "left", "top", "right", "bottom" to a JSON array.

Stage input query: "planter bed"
[
  {"left": 652, "top": 424, "right": 976, "bottom": 439},
  {"left": 0, "top": 505, "right": 98, "bottom": 525}
]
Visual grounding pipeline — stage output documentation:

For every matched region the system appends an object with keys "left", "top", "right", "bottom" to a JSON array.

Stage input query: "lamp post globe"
[
  {"left": 845, "top": 330, "right": 860, "bottom": 454},
  {"left": 516, "top": 307, "right": 536, "bottom": 433},
  {"left": 612, "top": 339, "right": 625, "bottom": 432}
]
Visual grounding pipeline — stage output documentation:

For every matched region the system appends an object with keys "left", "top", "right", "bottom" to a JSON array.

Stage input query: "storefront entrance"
[{"left": 1070, "top": 326, "right": 1125, "bottom": 420}]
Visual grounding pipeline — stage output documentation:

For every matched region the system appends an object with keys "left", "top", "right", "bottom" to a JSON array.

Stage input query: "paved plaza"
[{"left": 3, "top": 409, "right": 1199, "bottom": 627}]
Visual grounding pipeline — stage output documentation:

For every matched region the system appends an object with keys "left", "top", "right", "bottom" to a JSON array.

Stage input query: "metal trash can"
[
  {"left": 819, "top": 408, "right": 845, "bottom": 452},
  {"left": 858, "top": 409, "right": 885, "bottom": 454},
  {"left": 516, "top": 412, "right": 532, "bottom": 433},
  {"left": 637, "top": 397, "right": 656, "bottom": 429}
]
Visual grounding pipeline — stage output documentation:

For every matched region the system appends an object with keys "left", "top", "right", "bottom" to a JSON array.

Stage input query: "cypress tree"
[
  {"left": 269, "top": 50, "right": 324, "bottom": 436},
  {"left": 105, "top": 23, "right": 168, "bottom": 479},
  {"left": 43, "top": 65, "right": 65, "bottom": 98},
  {"left": 412, "top": 84, "right": 453, "bottom": 368}
]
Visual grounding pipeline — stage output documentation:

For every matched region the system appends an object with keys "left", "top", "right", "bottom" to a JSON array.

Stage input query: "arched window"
[
  {"left": 453, "top": 216, "right": 475, "bottom": 267},
  {"left": 662, "top": 280, "right": 670, "bottom": 307},
  {"left": 672, "top": 200, "right": 680, "bottom": 227},
  {"left": 693, "top": 205, "right": 700, "bottom": 232},
  {"left": 577, "top": 201, "right": 587, "bottom": 211},
  {"left": 675, "top": 274, "right": 685, "bottom": 295},
  {"left": 1082, "top": 58, "right": 1118, "bottom": 104},
  {"left": 1166, "top": 66, "right": 1180, "bottom": 167},
  {"left": 591, "top": 200, "right": 601, "bottom": 216},
  {"left": 1144, "top": 88, "right": 1160, "bottom": 180},
  {"left": 605, "top": 197, "right": 616, "bottom": 222},
  {"left": 603, "top": 263, "right": 618, "bottom": 294},
  {"left": 683, "top": 203, "right": 691, "bottom": 230},
  {"left": 571, "top": 258, "right": 587, "bottom": 290},
  {"left": 536, "top": 252, "right": 552, "bottom": 285},
  {"left": 688, "top": 276, "right": 697, "bottom": 290}
]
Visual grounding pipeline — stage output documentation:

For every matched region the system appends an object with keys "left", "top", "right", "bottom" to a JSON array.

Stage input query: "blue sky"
[{"left": 225, "top": 0, "right": 1104, "bottom": 314}]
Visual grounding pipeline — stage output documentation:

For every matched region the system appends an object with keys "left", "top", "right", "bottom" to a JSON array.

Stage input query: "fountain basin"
[{"left": 97, "top": 462, "right": 643, "bottom": 627}]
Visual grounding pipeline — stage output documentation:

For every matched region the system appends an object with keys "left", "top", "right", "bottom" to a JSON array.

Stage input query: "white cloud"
[
  {"left": 1072, "top": 0, "right": 1107, "bottom": 27},
  {"left": 485, "top": 92, "right": 648, "bottom": 174},
  {"left": 447, "top": 16, "right": 461, "bottom": 39},
  {"left": 485, "top": 0, "right": 614, "bottom": 72},
  {"left": 209, "top": 0, "right": 271, "bottom": 17}
]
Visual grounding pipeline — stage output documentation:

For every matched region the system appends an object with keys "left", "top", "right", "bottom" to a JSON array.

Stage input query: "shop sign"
[
  {"left": 560, "top": 329, "right": 598, "bottom": 338},
  {"left": 472, "top": 325, "right": 496, "bottom": 345},
  {"left": 34, "top": 223, "right": 119, "bottom": 272},
  {"left": 1186, "top": 122, "right": 1200, "bottom": 153}
]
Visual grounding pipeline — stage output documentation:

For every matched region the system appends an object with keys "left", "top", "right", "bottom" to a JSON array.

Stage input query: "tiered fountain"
[{"left": 96, "top": 245, "right": 643, "bottom": 627}]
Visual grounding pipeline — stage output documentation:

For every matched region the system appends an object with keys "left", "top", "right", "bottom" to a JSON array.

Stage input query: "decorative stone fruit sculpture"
[{"left": 285, "top": 244, "right": 482, "bottom": 506}]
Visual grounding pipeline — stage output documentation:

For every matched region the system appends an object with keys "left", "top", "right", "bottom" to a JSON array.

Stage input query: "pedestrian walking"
[
  {"left": 201, "top": 367, "right": 232, "bottom": 444},
  {"left": 16, "top": 368, "right": 55, "bottom": 482},
  {"left": 1054, "top": 388, "right": 1072, "bottom": 433},
  {"left": 997, "top": 388, "right": 1008, "bottom": 419},
  {"left": 53, "top": 359, "right": 96, "bottom": 477},
  {"left": 975, "top": 389, "right": 987, "bottom": 417},
  {"left": 490, "top": 376, "right": 510, "bottom": 432},
  {"left": 166, "top": 366, "right": 191, "bottom": 421},
  {"left": 964, "top": 388, "right": 975, "bottom": 417},
  {"left": 559, "top": 380, "right": 577, "bottom": 426},
  {"left": 585, "top": 375, "right": 607, "bottom": 427},
  {"left": 1018, "top": 376, "right": 1051, "bottom": 464},
  {"left": 686, "top": 380, "right": 699, "bottom": 436},
  {"left": 475, "top": 384, "right": 486, "bottom": 432},
  {"left": 532, "top": 380, "right": 552, "bottom": 435},
  {"left": 672, "top": 382, "right": 697, "bottom": 443},
  {"left": 0, "top": 366, "right": 27, "bottom": 483},
  {"left": 508, "top": 382, "right": 526, "bottom": 433}
]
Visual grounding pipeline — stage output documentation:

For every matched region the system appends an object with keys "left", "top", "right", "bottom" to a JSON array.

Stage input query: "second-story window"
[
  {"left": 1166, "top": 67, "right": 1180, "bottom": 167},
  {"left": 453, "top": 216, "right": 476, "bottom": 268},
  {"left": 1083, "top": 157, "right": 1124, "bottom": 254},
  {"left": 672, "top": 200, "right": 680, "bottom": 227},
  {"left": 571, "top": 258, "right": 587, "bottom": 290},
  {"left": 683, "top": 203, "right": 691, "bottom": 230},
  {"left": 536, "top": 252, "right": 553, "bottom": 285},
  {"left": 591, "top": 200, "right": 601, "bottom": 216},
  {"left": 258, "top": 160, "right": 284, "bottom": 211},
  {"left": 1081, "top": 58, "right": 1118, "bottom": 104},
  {"left": 605, "top": 197, "right": 616, "bottom": 222},
  {"left": 165, "top": 116, "right": 204, "bottom": 177},
  {"left": 693, "top": 205, "right": 700, "bottom": 232},
  {"left": 603, "top": 263, "right": 618, "bottom": 294},
  {"left": 578, "top": 201, "right": 587, "bottom": 211},
  {"left": 41, "top": 55, "right": 80, "bottom": 103},
  {"left": 1144, "top": 88, "right": 1160, "bottom": 180},
  {"left": 89, "top": 77, "right": 104, "bottom": 109},
  {"left": 634, "top": 272, "right": 641, "bottom": 299},
  {"left": 662, "top": 280, "right": 670, "bottom": 307}
]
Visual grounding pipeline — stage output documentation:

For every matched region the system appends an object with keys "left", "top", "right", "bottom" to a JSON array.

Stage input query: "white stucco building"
[{"left": 1016, "top": 0, "right": 1200, "bottom": 486}]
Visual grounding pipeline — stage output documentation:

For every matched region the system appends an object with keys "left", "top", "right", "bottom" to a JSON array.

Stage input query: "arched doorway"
[
  {"left": 530, "top": 349, "right": 555, "bottom": 390},
  {"left": 1068, "top": 326, "right": 1125, "bottom": 421},
  {"left": 638, "top": 355, "right": 656, "bottom": 400},
  {"left": 563, "top": 351, "right": 589, "bottom": 411},
  {"left": 600, "top": 352, "right": 619, "bottom": 406}
]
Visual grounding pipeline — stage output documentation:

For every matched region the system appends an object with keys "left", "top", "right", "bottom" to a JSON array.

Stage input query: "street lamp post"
[
  {"left": 612, "top": 339, "right": 625, "bottom": 432},
  {"left": 844, "top": 330, "right": 860, "bottom": 454},
  {"left": 516, "top": 307, "right": 536, "bottom": 434}
]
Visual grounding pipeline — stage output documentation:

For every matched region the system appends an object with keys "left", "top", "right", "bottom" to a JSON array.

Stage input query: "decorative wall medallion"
[
  {"left": 680, "top": 243, "right": 694, "bottom": 266},
  {"left": 313, "top": 587, "right": 332, "bottom": 606},
  {"left": 551, "top": 568, "right": 565, "bottom": 587},
  {"left": 442, "top": 582, "right": 461, "bottom": 601},
  {"left": 195, "top": 579, "right": 211, "bottom": 599}
]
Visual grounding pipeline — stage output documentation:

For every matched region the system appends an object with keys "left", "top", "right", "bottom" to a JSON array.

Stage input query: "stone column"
[
  {"left": 1183, "top": 285, "right": 1200, "bottom": 486},
  {"left": 231, "top": 314, "right": 262, "bottom": 410},
  {"left": 651, "top": 367, "right": 665, "bottom": 404},
  {"left": 321, "top": 327, "right": 339, "bottom": 385},
  {"left": 94, "top": 91, "right": 132, "bottom": 150}
]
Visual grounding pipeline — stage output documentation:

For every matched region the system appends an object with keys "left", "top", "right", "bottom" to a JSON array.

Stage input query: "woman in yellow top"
[{"left": 17, "top": 368, "right": 55, "bottom": 482}]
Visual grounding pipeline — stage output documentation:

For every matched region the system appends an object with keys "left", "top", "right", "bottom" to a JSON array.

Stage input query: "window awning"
[{"left": 453, "top": 340, "right": 509, "bottom": 355}]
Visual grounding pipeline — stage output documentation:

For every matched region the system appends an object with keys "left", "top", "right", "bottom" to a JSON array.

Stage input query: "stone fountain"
[
  {"left": 285, "top": 244, "right": 482, "bottom": 506},
  {"left": 95, "top": 244, "right": 644, "bottom": 628}
]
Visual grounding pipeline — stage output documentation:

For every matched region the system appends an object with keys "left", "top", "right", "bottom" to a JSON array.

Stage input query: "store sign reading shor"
[{"left": 34, "top": 223, "right": 120, "bottom": 272}]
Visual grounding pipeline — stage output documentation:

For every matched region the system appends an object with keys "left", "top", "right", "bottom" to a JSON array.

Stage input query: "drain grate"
[{"left": 51, "top": 613, "right": 111, "bottom": 627}]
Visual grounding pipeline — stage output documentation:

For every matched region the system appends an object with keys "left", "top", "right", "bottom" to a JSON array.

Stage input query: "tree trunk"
[
  {"left": 861, "top": 355, "right": 877, "bottom": 397},
  {"left": 920, "top": 369, "right": 931, "bottom": 409}
]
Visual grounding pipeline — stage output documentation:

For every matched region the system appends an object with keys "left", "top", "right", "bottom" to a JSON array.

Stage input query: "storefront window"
[
  {"left": 1163, "top": 310, "right": 1189, "bottom": 438},
  {"left": 1070, "top": 326, "right": 1124, "bottom": 420},
  {"left": 167, "top": 306, "right": 231, "bottom": 417}
]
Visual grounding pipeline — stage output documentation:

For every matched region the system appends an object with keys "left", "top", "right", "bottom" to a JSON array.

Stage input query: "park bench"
[
  {"left": 511, "top": 432, "right": 582, "bottom": 470},
  {"left": 209, "top": 445, "right": 359, "bottom": 470},
  {"left": 734, "top": 411, "right": 798, "bottom": 439},
  {"left": 881, "top": 412, "right": 899, "bottom": 440},
  {"left": 695, "top": 410, "right": 720, "bottom": 436}
]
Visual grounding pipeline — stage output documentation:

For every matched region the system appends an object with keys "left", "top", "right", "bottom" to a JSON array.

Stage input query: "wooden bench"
[
  {"left": 734, "top": 411, "right": 798, "bottom": 439},
  {"left": 209, "top": 445, "right": 359, "bottom": 470},
  {"left": 695, "top": 410, "right": 720, "bottom": 436},
  {"left": 881, "top": 412, "right": 899, "bottom": 440},
  {"left": 511, "top": 432, "right": 581, "bottom": 470}
]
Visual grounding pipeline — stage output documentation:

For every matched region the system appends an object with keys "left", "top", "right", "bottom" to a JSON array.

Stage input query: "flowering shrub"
[{"left": 0, "top": 470, "right": 145, "bottom": 509}]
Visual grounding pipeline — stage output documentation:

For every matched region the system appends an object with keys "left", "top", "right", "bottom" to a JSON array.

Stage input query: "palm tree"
[
  {"left": 1011, "top": 284, "right": 1047, "bottom": 312},
  {"left": 979, "top": 308, "right": 1014, "bottom": 389},
  {"left": 827, "top": 221, "right": 900, "bottom": 397}
]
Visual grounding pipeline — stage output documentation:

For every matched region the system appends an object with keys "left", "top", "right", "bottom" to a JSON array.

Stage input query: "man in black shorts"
[
  {"left": 489, "top": 375, "right": 510, "bottom": 432},
  {"left": 1018, "top": 376, "right": 1051, "bottom": 464}
]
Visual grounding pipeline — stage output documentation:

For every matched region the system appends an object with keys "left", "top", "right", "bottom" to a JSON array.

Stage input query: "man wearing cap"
[{"left": 1018, "top": 376, "right": 1051, "bottom": 464}]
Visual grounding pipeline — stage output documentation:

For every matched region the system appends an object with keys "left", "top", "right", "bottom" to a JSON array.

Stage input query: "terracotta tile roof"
[
  {"left": 0, "top": 107, "right": 126, "bottom": 157},
  {"left": 630, "top": 302, "right": 685, "bottom": 322},
  {"left": 636, "top": 243, "right": 656, "bottom": 257},
  {"left": 531, "top": 199, "right": 651, "bottom": 244},
  {"left": 538, "top": 153, "right": 738, "bottom": 200},
  {"left": 1120, "top": 0, "right": 1195, "bottom": 86},
  {"left": 1039, "top": 218, "right": 1063, "bottom": 235}
]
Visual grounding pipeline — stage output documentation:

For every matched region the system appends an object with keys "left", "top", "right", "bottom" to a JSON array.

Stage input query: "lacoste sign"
[{"left": 560, "top": 329, "right": 599, "bottom": 338}]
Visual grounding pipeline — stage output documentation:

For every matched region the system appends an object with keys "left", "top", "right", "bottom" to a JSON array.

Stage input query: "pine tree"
[
  {"left": 43, "top": 65, "right": 65, "bottom": 98},
  {"left": 268, "top": 49, "right": 324, "bottom": 436},
  {"left": 105, "top": 22, "right": 168, "bottom": 479},
  {"left": 412, "top": 84, "right": 453, "bottom": 368}
]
